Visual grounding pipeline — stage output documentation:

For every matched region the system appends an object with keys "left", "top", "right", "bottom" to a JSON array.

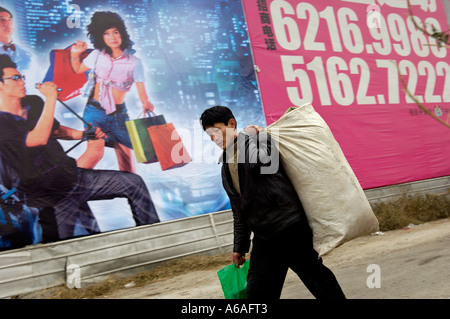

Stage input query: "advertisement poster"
[
  {"left": 0, "top": 0, "right": 265, "bottom": 250},
  {"left": 242, "top": 0, "right": 450, "bottom": 189}
]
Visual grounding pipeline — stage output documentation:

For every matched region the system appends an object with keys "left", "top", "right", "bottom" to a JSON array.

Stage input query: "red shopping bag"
[
  {"left": 43, "top": 46, "right": 92, "bottom": 101},
  {"left": 147, "top": 123, "right": 192, "bottom": 171}
]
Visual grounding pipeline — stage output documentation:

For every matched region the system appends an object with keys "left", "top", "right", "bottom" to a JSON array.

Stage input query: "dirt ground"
[{"left": 95, "top": 217, "right": 450, "bottom": 299}]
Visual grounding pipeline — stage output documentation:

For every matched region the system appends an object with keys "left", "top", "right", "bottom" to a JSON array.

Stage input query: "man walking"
[{"left": 200, "top": 105, "right": 346, "bottom": 299}]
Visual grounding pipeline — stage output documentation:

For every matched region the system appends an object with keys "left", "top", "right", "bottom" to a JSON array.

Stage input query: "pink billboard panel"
[{"left": 242, "top": 0, "right": 450, "bottom": 189}]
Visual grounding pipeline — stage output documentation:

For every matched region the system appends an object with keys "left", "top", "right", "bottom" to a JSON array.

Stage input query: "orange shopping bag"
[{"left": 147, "top": 123, "right": 192, "bottom": 171}]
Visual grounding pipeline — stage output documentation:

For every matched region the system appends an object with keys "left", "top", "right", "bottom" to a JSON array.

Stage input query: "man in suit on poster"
[{"left": 0, "top": 6, "right": 36, "bottom": 91}]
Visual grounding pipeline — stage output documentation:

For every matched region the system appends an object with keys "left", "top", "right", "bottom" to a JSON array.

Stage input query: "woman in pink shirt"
[{"left": 70, "top": 11, "right": 154, "bottom": 173}]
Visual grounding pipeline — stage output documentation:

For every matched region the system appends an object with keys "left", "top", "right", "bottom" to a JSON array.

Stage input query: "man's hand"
[
  {"left": 244, "top": 125, "right": 265, "bottom": 136},
  {"left": 26, "top": 82, "right": 59, "bottom": 147},
  {"left": 83, "top": 124, "right": 107, "bottom": 141},
  {"left": 232, "top": 252, "right": 246, "bottom": 268},
  {"left": 37, "top": 82, "right": 58, "bottom": 101}
]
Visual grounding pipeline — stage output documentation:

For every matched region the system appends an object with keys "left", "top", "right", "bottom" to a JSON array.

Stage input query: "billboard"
[
  {"left": 1, "top": 0, "right": 449, "bottom": 252},
  {"left": 0, "top": 0, "right": 265, "bottom": 251},
  {"left": 242, "top": 0, "right": 450, "bottom": 189}
]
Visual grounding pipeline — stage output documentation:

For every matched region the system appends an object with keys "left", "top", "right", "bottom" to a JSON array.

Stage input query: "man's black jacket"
[{"left": 221, "top": 131, "right": 306, "bottom": 254}]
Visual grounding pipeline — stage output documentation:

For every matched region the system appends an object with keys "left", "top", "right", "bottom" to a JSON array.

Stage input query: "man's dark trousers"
[
  {"left": 49, "top": 168, "right": 159, "bottom": 239},
  {"left": 246, "top": 217, "right": 346, "bottom": 299}
]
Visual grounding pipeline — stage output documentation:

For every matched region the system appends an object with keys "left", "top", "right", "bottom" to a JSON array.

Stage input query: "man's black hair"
[
  {"left": 200, "top": 105, "right": 236, "bottom": 131},
  {"left": 0, "top": 54, "right": 17, "bottom": 82},
  {"left": 0, "top": 6, "right": 13, "bottom": 18}
]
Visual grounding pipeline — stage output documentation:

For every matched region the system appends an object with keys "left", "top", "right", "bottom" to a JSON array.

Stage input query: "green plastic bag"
[{"left": 217, "top": 260, "right": 250, "bottom": 299}]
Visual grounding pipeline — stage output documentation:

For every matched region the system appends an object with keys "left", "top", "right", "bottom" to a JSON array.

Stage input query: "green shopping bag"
[
  {"left": 126, "top": 112, "right": 166, "bottom": 163},
  {"left": 217, "top": 260, "right": 249, "bottom": 299}
]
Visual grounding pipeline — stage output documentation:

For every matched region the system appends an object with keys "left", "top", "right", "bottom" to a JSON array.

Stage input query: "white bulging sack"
[{"left": 267, "top": 104, "right": 379, "bottom": 256}]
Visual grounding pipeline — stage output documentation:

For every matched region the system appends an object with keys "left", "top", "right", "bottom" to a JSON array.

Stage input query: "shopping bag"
[
  {"left": 217, "top": 260, "right": 249, "bottom": 299},
  {"left": 43, "top": 46, "right": 92, "bottom": 101},
  {"left": 126, "top": 112, "right": 166, "bottom": 163},
  {"left": 147, "top": 123, "right": 192, "bottom": 170},
  {"left": 267, "top": 104, "right": 379, "bottom": 256}
]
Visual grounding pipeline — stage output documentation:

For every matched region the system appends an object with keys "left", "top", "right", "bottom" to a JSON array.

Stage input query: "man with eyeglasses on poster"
[
  {"left": 0, "top": 69, "right": 101, "bottom": 245},
  {"left": 0, "top": 54, "right": 160, "bottom": 241}
]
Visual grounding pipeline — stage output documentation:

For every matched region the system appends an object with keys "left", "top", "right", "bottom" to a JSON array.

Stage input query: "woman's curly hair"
[{"left": 87, "top": 11, "right": 133, "bottom": 55}]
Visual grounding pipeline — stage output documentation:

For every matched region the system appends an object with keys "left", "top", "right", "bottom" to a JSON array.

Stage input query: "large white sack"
[{"left": 267, "top": 104, "right": 379, "bottom": 256}]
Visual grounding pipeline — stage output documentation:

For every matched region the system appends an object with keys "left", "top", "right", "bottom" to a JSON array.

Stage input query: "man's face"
[
  {"left": 0, "top": 68, "right": 26, "bottom": 98},
  {"left": 205, "top": 119, "right": 237, "bottom": 151},
  {"left": 0, "top": 12, "right": 14, "bottom": 39}
]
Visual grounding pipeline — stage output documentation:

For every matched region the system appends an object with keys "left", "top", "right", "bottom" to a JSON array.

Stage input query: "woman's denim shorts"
[{"left": 83, "top": 98, "right": 132, "bottom": 149}]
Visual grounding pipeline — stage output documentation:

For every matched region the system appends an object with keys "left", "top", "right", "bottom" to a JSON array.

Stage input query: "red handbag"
[{"left": 147, "top": 123, "right": 192, "bottom": 170}]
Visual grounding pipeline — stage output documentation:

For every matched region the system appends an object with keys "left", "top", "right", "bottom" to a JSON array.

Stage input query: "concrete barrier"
[{"left": 0, "top": 210, "right": 233, "bottom": 298}]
